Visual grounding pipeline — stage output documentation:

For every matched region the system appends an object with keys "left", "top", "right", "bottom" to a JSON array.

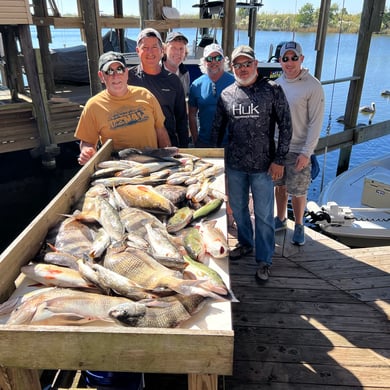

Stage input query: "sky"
[
  {"left": 55, "top": 1, "right": 385, "bottom": 17},
  {"left": 173, "top": 0, "right": 365, "bottom": 15}
]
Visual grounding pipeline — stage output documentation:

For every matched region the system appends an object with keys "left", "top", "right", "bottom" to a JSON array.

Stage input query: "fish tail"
[
  {"left": 171, "top": 279, "right": 230, "bottom": 301},
  {"left": 199, "top": 281, "right": 228, "bottom": 296},
  {"left": 166, "top": 278, "right": 203, "bottom": 296}
]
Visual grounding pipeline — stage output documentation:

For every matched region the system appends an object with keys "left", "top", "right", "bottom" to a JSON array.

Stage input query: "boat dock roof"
[{"left": 42, "top": 220, "right": 390, "bottom": 389}]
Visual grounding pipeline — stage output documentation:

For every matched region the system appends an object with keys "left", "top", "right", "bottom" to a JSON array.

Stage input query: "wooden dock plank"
[
  {"left": 220, "top": 220, "right": 390, "bottom": 390},
  {"left": 332, "top": 275, "right": 390, "bottom": 290},
  {"left": 232, "top": 326, "right": 390, "bottom": 350},
  {"left": 232, "top": 361, "right": 390, "bottom": 387}
]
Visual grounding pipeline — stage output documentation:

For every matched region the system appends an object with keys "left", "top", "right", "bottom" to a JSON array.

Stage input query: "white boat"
[{"left": 307, "top": 154, "right": 390, "bottom": 247}]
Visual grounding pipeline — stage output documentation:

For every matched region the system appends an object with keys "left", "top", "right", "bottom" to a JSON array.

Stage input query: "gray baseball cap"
[
  {"left": 231, "top": 45, "right": 255, "bottom": 62},
  {"left": 166, "top": 31, "right": 188, "bottom": 44},
  {"left": 280, "top": 41, "right": 303, "bottom": 57},
  {"left": 137, "top": 28, "right": 163, "bottom": 45}
]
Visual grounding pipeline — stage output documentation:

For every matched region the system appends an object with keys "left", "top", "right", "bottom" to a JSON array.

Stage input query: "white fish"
[
  {"left": 94, "top": 196, "right": 125, "bottom": 241},
  {"left": 89, "top": 227, "right": 111, "bottom": 259},
  {"left": 119, "top": 207, "right": 165, "bottom": 236},
  {"left": 126, "top": 232, "right": 150, "bottom": 251},
  {"left": 104, "top": 247, "right": 221, "bottom": 299},
  {"left": 97, "top": 160, "right": 141, "bottom": 169},
  {"left": 144, "top": 223, "right": 182, "bottom": 259},
  {"left": 21, "top": 263, "right": 95, "bottom": 289},
  {"left": 78, "top": 260, "right": 156, "bottom": 301},
  {"left": 192, "top": 178, "right": 212, "bottom": 203},
  {"left": 6, "top": 288, "right": 147, "bottom": 326},
  {"left": 91, "top": 177, "right": 144, "bottom": 187},
  {"left": 186, "top": 182, "right": 202, "bottom": 199},
  {"left": 77, "top": 195, "right": 125, "bottom": 242},
  {"left": 201, "top": 165, "right": 224, "bottom": 178},
  {"left": 198, "top": 220, "right": 229, "bottom": 259}
]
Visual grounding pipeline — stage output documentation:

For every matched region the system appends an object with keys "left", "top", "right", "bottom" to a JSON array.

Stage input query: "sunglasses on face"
[
  {"left": 281, "top": 55, "right": 299, "bottom": 63},
  {"left": 205, "top": 55, "right": 223, "bottom": 63},
  {"left": 104, "top": 66, "right": 126, "bottom": 76},
  {"left": 232, "top": 60, "right": 254, "bottom": 70}
]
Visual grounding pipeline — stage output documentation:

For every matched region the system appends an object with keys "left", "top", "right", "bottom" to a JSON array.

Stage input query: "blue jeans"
[{"left": 227, "top": 166, "right": 275, "bottom": 265}]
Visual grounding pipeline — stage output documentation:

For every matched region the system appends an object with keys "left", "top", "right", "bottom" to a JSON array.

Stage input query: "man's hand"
[
  {"left": 268, "top": 162, "right": 284, "bottom": 181},
  {"left": 78, "top": 142, "right": 96, "bottom": 165}
]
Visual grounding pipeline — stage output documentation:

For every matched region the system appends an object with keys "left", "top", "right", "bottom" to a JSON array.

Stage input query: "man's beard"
[{"left": 234, "top": 71, "right": 257, "bottom": 86}]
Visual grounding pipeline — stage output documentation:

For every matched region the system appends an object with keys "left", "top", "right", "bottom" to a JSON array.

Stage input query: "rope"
[{"left": 320, "top": 0, "right": 346, "bottom": 191}]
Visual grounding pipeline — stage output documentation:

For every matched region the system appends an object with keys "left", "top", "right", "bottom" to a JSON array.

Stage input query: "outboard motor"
[{"left": 268, "top": 41, "right": 288, "bottom": 63}]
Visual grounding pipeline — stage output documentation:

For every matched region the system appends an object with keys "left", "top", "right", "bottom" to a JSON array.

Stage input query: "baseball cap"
[
  {"left": 98, "top": 51, "right": 126, "bottom": 72},
  {"left": 231, "top": 45, "right": 256, "bottom": 63},
  {"left": 166, "top": 31, "right": 188, "bottom": 44},
  {"left": 203, "top": 43, "right": 224, "bottom": 58},
  {"left": 280, "top": 41, "right": 303, "bottom": 58},
  {"left": 137, "top": 28, "right": 163, "bottom": 45}
]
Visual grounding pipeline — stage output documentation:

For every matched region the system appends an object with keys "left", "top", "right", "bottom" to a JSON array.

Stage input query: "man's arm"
[
  {"left": 174, "top": 77, "right": 189, "bottom": 148},
  {"left": 210, "top": 98, "right": 228, "bottom": 147},
  {"left": 188, "top": 105, "right": 198, "bottom": 145},
  {"left": 155, "top": 126, "right": 172, "bottom": 148}
]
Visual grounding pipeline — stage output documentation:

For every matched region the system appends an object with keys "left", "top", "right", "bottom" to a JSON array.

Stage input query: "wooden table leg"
[
  {"left": 0, "top": 367, "right": 41, "bottom": 390},
  {"left": 188, "top": 373, "right": 218, "bottom": 390}
]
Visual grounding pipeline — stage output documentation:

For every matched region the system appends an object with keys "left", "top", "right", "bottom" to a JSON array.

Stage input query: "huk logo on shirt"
[{"left": 232, "top": 103, "right": 259, "bottom": 117}]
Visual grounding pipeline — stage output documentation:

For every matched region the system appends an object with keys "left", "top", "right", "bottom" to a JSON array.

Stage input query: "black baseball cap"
[{"left": 98, "top": 51, "right": 126, "bottom": 71}]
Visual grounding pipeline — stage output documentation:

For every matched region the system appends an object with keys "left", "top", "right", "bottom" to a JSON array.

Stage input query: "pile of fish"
[{"left": 0, "top": 147, "right": 235, "bottom": 328}]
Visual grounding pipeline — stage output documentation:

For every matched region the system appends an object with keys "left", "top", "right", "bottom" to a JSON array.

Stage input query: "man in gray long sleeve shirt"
[{"left": 274, "top": 41, "right": 325, "bottom": 246}]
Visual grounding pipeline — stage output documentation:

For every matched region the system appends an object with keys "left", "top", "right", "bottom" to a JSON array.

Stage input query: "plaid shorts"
[{"left": 274, "top": 152, "right": 311, "bottom": 197}]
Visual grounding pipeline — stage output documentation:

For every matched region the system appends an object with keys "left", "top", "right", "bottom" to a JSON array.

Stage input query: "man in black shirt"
[
  {"left": 128, "top": 28, "right": 189, "bottom": 148},
  {"left": 210, "top": 45, "right": 292, "bottom": 282}
]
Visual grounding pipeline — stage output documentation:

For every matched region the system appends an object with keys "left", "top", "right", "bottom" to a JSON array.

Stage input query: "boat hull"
[
  {"left": 313, "top": 155, "right": 390, "bottom": 248},
  {"left": 318, "top": 224, "right": 390, "bottom": 248}
]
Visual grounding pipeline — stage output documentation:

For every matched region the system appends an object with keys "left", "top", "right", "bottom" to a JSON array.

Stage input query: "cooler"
[{"left": 361, "top": 173, "right": 390, "bottom": 208}]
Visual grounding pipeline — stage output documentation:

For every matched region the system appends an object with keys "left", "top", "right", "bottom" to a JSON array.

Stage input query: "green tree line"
[{"left": 234, "top": 3, "right": 390, "bottom": 33}]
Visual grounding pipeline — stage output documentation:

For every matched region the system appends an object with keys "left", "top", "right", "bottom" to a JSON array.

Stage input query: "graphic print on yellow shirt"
[{"left": 74, "top": 86, "right": 166, "bottom": 150}]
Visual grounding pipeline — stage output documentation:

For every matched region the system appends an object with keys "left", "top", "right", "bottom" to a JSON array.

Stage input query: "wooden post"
[
  {"left": 152, "top": 0, "right": 168, "bottom": 41},
  {"left": 0, "top": 26, "right": 25, "bottom": 100},
  {"left": 161, "top": 0, "right": 173, "bottom": 41},
  {"left": 113, "top": 0, "right": 125, "bottom": 52},
  {"left": 0, "top": 32, "right": 5, "bottom": 85},
  {"left": 337, "top": 0, "right": 386, "bottom": 175},
  {"left": 154, "top": 0, "right": 164, "bottom": 21},
  {"left": 32, "top": 0, "right": 56, "bottom": 97},
  {"left": 188, "top": 373, "right": 218, "bottom": 390},
  {"left": 79, "top": 0, "right": 103, "bottom": 96},
  {"left": 0, "top": 367, "right": 41, "bottom": 390},
  {"left": 18, "top": 24, "right": 55, "bottom": 155},
  {"left": 222, "top": 0, "right": 235, "bottom": 58},
  {"left": 314, "top": 0, "right": 331, "bottom": 80},
  {"left": 248, "top": 1, "right": 257, "bottom": 48},
  {"left": 139, "top": 0, "right": 148, "bottom": 29}
]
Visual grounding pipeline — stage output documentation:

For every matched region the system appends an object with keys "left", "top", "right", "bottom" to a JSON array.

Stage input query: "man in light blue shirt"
[{"left": 188, "top": 43, "right": 234, "bottom": 147}]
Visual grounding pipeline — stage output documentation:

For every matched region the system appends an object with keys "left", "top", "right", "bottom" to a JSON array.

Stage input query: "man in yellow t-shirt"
[{"left": 74, "top": 51, "right": 171, "bottom": 165}]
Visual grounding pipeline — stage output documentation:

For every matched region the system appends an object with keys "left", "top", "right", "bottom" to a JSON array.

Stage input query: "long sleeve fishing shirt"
[
  {"left": 210, "top": 75, "right": 292, "bottom": 172},
  {"left": 275, "top": 67, "right": 325, "bottom": 157}
]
